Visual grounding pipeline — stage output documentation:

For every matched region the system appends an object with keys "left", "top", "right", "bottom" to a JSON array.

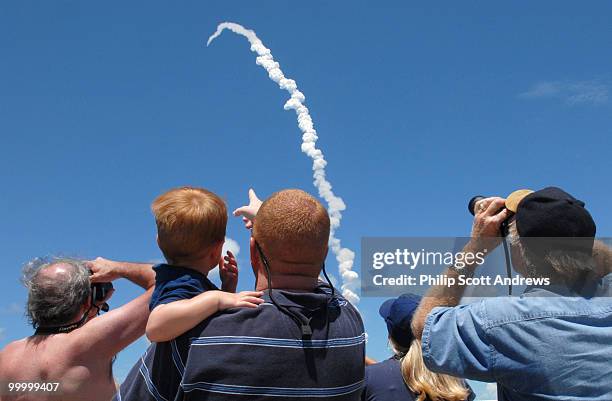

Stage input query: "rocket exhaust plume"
[{"left": 207, "top": 22, "right": 359, "bottom": 304}]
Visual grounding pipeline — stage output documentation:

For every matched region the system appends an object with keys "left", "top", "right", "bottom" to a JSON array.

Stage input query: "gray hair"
[
  {"left": 507, "top": 222, "right": 595, "bottom": 284},
  {"left": 22, "top": 257, "right": 91, "bottom": 329}
]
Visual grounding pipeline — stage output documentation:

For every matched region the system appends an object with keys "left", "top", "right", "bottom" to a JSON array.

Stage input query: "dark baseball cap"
[
  {"left": 378, "top": 294, "right": 421, "bottom": 348},
  {"left": 508, "top": 187, "right": 596, "bottom": 255}
]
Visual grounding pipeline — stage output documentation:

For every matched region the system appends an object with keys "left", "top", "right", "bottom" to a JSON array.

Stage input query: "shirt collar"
[
  {"left": 154, "top": 263, "right": 218, "bottom": 290},
  {"left": 262, "top": 283, "right": 336, "bottom": 311}
]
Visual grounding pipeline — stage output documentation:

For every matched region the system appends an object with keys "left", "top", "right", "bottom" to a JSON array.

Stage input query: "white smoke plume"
[{"left": 207, "top": 22, "right": 359, "bottom": 304}]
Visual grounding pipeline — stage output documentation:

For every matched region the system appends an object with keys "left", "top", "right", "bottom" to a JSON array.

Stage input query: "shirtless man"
[{"left": 0, "top": 257, "right": 154, "bottom": 401}]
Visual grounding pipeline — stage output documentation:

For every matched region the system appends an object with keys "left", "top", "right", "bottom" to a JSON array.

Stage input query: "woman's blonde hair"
[{"left": 391, "top": 338, "right": 470, "bottom": 401}]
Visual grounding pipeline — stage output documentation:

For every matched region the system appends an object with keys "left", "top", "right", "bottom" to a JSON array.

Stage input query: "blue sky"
[{"left": 1, "top": 2, "right": 611, "bottom": 399}]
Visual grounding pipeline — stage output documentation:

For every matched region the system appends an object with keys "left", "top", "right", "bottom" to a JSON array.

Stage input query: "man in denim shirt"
[{"left": 412, "top": 187, "right": 612, "bottom": 401}]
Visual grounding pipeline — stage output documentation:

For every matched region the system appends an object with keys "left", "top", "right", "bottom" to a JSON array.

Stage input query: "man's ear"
[
  {"left": 250, "top": 237, "right": 259, "bottom": 269},
  {"left": 82, "top": 295, "right": 92, "bottom": 313},
  {"left": 249, "top": 237, "right": 261, "bottom": 288}
]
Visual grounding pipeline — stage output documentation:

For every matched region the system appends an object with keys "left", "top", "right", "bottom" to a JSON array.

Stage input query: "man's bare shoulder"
[
  {"left": 0, "top": 338, "right": 30, "bottom": 376},
  {"left": 1, "top": 338, "right": 27, "bottom": 360},
  {"left": 2, "top": 337, "right": 28, "bottom": 349}
]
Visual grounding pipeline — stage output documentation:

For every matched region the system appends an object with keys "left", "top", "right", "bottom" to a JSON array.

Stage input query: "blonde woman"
[{"left": 363, "top": 294, "right": 474, "bottom": 401}]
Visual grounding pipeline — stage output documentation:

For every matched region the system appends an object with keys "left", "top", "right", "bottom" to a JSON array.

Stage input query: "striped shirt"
[{"left": 116, "top": 284, "right": 366, "bottom": 401}]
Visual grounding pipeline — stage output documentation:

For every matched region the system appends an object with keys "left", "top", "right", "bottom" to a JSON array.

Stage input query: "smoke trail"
[{"left": 207, "top": 22, "right": 359, "bottom": 304}]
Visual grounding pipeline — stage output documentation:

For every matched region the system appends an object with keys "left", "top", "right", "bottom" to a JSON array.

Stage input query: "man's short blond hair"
[
  {"left": 253, "top": 189, "right": 330, "bottom": 266},
  {"left": 152, "top": 186, "right": 227, "bottom": 262}
]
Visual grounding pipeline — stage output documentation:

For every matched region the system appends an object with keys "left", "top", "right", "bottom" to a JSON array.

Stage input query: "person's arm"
[
  {"left": 146, "top": 290, "right": 263, "bottom": 342},
  {"left": 73, "top": 259, "right": 156, "bottom": 359},
  {"left": 412, "top": 197, "right": 509, "bottom": 339},
  {"left": 88, "top": 257, "right": 155, "bottom": 289}
]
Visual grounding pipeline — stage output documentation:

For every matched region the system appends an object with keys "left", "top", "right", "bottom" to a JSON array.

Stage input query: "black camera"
[
  {"left": 92, "top": 282, "right": 113, "bottom": 303},
  {"left": 89, "top": 269, "right": 113, "bottom": 313}
]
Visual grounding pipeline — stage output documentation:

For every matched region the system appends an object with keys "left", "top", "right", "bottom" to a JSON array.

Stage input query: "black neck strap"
[
  {"left": 33, "top": 299, "right": 105, "bottom": 336},
  {"left": 501, "top": 236, "right": 513, "bottom": 296},
  {"left": 34, "top": 310, "right": 90, "bottom": 335}
]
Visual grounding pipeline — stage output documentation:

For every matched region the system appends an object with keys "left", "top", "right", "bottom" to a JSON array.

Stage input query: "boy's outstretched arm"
[{"left": 146, "top": 290, "right": 264, "bottom": 342}]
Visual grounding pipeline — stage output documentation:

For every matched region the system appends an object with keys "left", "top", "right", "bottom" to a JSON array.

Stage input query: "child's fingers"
[
  {"left": 223, "top": 258, "right": 237, "bottom": 268},
  {"left": 226, "top": 250, "right": 234, "bottom": 259},
  {"left": 242, "top": 295, "right": 264, "bottom": 303},
  {"left": 239, "top": 301, "right": 262, "bottom": 308},
  {"left": 225, "top": 260, "right": 237, "bottom": 268},
  {"left": 223, "top": 264, "right": 238, "bottom": 274},
  {"left": 239, "top": 299, "right": 264, "bottom": 307},
  {"left": 239, "top": 291, "right": 264, "bottom": 298},
  {"left": 240, "top": 296, "right": 264, "bottom": 304}
]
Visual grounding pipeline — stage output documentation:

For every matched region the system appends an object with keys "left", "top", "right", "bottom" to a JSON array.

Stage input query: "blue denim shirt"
[{"left": 422, "top": 274, "right": 612, "bottom": 401}]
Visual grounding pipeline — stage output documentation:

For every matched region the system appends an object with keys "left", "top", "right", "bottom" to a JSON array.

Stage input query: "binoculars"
[{"left": 467, "top": 195, "right": 515, "bottom": 295}]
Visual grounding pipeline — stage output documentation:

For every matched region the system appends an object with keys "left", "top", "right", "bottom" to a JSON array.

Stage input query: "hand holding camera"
[
  {"left": 86, "top": 257, "right": 120, "bottom": 313},
  {"left": 466, "top": 196, "right": 511, "bottom": 255},
  {"left": 87, "top": 257, "right": 125, "bottom": 283}
]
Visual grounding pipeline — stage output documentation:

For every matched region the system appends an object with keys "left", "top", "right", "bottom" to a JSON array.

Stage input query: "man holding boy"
[{"left": 117, "top": 188, "right": 366, "bottom": 401}]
